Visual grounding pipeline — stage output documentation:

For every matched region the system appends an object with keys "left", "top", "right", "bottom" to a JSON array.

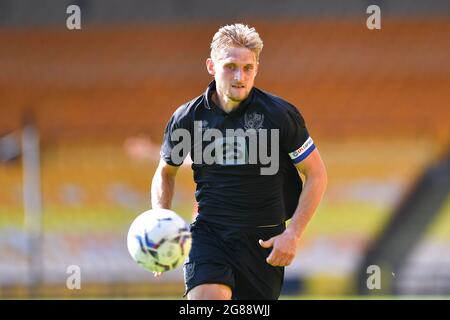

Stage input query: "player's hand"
[
  {"left": 153, "top": 272, "right": 163, "bottom": 277},
  {"left": 259, "top": 228, "right": 300, "bottom": 267}
]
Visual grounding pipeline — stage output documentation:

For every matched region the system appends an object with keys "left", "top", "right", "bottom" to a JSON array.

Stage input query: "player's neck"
[{"left": 213, "top": 92, "right": 240, "bottom": 114}]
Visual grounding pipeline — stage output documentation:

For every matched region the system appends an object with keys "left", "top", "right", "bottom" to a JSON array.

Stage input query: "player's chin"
[
  {"left": 228, "top": 92, "right": 248, "bottom": 102},
  {"left": 268, "top": 259, "right": 292, "bottom": 267}
]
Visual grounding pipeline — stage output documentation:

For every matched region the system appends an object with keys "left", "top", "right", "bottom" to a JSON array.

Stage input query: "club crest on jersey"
[{"left": 244, "top": 112, "right": 264, "bottom": 130}]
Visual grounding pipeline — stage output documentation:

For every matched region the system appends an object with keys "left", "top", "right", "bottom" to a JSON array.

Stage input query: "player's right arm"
[
  {"left": 151, "top": 158, "right": 180, "bottom": 210},
  {"left": 150, "top": 159, "right": 180, "bottom": 277},
  {"left": 153, "top": 102, "right": 192, "bottom": 210}
]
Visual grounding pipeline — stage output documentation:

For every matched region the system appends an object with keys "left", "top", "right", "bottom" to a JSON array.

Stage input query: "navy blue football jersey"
[{"left": 161, "top": 81, "right": 315, "bottom": 226}]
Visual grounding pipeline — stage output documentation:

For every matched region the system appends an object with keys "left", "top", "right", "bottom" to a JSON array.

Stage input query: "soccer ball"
[{"left": 127, "top": 209, "right": 192, "bottom": 273}]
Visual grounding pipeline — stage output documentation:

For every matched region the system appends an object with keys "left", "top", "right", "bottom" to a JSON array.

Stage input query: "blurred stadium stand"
[
  {"left": 0, "top": 0, "right": 449, "bottom": 298},
  {"left": 1, "top": 0, "right": 450, "bottom": 26},
  {"left": 357, "top": 148, "right": 450, "bottom": 295}
]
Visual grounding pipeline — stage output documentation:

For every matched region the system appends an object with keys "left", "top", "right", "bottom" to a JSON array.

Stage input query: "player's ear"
[{"left": 206, "top": 58, "right": 215, "bottom": 76}]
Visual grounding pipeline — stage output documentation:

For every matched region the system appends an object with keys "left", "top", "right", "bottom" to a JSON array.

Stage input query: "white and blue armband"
[{"left": 288, "top": 137, "right": 316, "bottom": 164}]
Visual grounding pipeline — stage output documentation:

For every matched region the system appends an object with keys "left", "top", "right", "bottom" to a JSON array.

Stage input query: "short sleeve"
[
  {"left": 281, "top": 107, "right": 316, "bottom": 164},
  {"left": 160, "top": 107, "right": 191, "bottom": 166}
]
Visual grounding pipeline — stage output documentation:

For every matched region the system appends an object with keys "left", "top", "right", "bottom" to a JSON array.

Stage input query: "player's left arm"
[{"left": 259, "top": 148, "right": 327, "bottom": 267}]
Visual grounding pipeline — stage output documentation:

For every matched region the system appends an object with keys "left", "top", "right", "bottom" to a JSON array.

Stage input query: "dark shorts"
[{"left": 183, "top": 219, "right": 285, "bottom": 300}]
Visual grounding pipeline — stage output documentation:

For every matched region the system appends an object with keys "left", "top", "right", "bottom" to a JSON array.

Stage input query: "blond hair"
[{"left": 210, "top": 23, "right": 263, "bottom": 62}]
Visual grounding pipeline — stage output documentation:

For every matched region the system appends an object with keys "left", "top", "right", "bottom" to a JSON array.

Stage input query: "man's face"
[{"left": 207, "top": 46, "right": 258, "bottom": 104}]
